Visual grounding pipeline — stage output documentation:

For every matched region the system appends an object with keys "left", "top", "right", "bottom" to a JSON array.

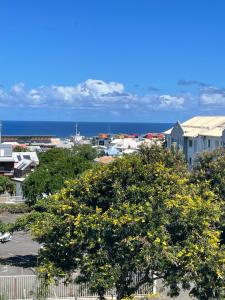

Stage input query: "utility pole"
[{"left": 0, "top": 121, "right": 2, "bottom": 144}]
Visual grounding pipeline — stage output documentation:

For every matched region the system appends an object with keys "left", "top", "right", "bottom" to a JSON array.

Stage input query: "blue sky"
[{"left": 0, "top": 0, "right": 225, "bottom": 122}]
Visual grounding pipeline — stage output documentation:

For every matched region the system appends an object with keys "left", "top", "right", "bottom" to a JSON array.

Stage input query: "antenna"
[
  {"left": 75, "top": 123, "right": 80, "bottom": 137},
  {"left": 75, "top": 123, "right": 78, "bottom": 136}
]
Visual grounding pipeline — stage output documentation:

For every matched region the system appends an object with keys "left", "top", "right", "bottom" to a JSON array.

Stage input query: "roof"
[
  {"left": 182, "top": 116, "right": 225, "bottom": 128},
  {"left": 2, "top": 142, "right": 19, "bottom": 146},
  {"left": 165, "top": 116, "right": 225, "bottom": 138},
  {"left": 114, "top": 138, "right": 138, "bottom": 150},
  {"left": 106, "top": 147, "right": 120, "bottom": 156},
  {"left": 0, "top": 157, "right": 14, "bottom": 162},
  {"left": 122, "top": 149, "right": 137, "bottom": 154},
  {"left": 200, "top": 127, "right": 225, "bottom": 137},
  {"left": 110, "top": 138, "right": 123, "bottom": 144},
  {"left": 15, "top": 159, "right": 33, "bottom": 170},
  {"left": 94, "top": 156, "right": 116, "bottom": 164},
  {"left": 12, "top": 152, "right": 39, "bottom": 163}
]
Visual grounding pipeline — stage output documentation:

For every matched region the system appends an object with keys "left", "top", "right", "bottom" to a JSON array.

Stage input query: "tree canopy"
[
  {"left": 193, "top": 148, "right": 225, "bottom": 200},
  {"left": 192, "top": 148, "right": 225, "bottom": 245},
  {"left": 0, "top": 176, "right": 15, "bottom": 195},
  {"left": 15, "top": 146, "right": 225, "bottom": 299},
  {"left": 22, "top": 145, "right": 97, "bottom": 206}
]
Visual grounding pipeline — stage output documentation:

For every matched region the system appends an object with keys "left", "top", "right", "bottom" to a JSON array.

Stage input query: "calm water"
[{"left": 1, "top": 121, "right": 173, "bottom": 138}]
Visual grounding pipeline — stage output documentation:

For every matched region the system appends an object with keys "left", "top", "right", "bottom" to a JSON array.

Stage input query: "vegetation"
[
  {"left": 13, "top": 146, "right": 225, "bottom": 299},
  {"left": 192, "top": 148, "right": 225, "bottom": 245},
  {"left": 0, "top": 176, "right": 15, "bottom": 195},
  {"left": 0, "top": 220, "right": 5, "bottom": 233},
  {"left": 193, "top": 147, "right": 225, "bottom": 200},
  {"left": 22, "top": 145, "right": 97, "bottom": 206},
  {"left": 0, "top": 203, "right": 31, "bottom": 214}
]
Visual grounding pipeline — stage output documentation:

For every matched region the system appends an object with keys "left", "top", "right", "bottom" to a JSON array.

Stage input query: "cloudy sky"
[{"left": 0, "top": 0, "right": 225, "bottom": 122}]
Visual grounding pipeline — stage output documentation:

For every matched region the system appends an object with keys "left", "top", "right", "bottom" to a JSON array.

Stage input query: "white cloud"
[
  {"left": 200, "top": 87, "right": 225, "bottom": 106},
  {"left": 2, "top": 78, "right": 224, "bottom": 113},
  {"left": 159, "top": 95, "right": 185, "bottom": 108},
  {"left": 11, "top": 82, "right": 25, "bottom": 94},
  {"left": 0, "top": 79, "right": 135, "bottom": 109}
]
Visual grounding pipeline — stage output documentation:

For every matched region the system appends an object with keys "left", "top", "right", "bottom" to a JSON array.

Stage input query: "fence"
[
  {"left": 0, "top": 195, "right": 24, "bottom": 204},
  {"left": 0, "top": 274, "right": 154, "bottom": 300}
]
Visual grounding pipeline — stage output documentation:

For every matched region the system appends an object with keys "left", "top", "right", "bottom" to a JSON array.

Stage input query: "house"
[
  {"left": 111, "top": 138, "right": 138, "bottom": 151},
  {"left": 0, "top": 144, "right": 40, "bottom": 197},
  {"left": 164, "top": 116, "right": 225, "bottom": 165},
  {"left": 0, "top": 144, "right": 14, "bottom": 177},
  {"left": 12, "top": 151, "right": 39, "bottom": 197},
  {"left": 13, "top": 152, "right": 39, "bottom": 178},
  {"left": 105, "top": 146, "right": 121, "bottom": 157}
]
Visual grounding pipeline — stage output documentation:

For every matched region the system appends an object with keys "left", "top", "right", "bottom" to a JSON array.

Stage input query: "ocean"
[{"left": 0, "top": 121, "right": 173, "bottom": 138}]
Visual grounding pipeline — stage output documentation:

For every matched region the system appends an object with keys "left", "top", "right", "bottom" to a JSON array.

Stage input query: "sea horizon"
[{"left": 0, "top": 120, "right": 173, "bottom": 138}]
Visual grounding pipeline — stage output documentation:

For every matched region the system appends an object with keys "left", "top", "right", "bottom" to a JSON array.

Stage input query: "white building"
[{"left": 164, "top": 116, "right": 225, "bottom": 165}]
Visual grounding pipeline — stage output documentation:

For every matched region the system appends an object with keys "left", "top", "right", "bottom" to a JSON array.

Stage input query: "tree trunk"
[{"left": 98, "top": 290, "right": 106, "bottom": 300}]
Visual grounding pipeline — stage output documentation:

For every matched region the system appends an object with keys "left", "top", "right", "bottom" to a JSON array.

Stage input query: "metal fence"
[{"left": 0, "top": 274, "right": 154, "bottom": 300}]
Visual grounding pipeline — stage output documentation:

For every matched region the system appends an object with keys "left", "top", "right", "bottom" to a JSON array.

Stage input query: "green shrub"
[{"left": 0, "top": 203, "right": 31, "bottom": 214}]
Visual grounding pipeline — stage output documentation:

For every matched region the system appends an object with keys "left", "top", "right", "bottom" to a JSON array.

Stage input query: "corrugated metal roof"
[
  {"left": 164, "top": 128, "right": 172, "bottom": 134},
  {"left": 183, "top": 128, "right": 201, "bottom": 137},
  {"left": 200, "top": 127, "right": 224, "bottom": 137},
  {"left": 12, "top": 152, "right": 39, "bottom": 163},
  {"left": 182, "top": 116, "right": 225, "bottom": 128},
  {"left": 164, "top": 116, "right": 225, "bottom": 137},
  {"left": 15, "top": 159, "right": 32, "bottom": 170}
]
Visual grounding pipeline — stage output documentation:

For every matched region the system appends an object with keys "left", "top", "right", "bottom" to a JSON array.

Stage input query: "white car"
[{"left": 0, "top": 232, "right": 12, "bottom": 243}]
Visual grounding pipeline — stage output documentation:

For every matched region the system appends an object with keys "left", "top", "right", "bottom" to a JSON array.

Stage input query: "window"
[
  {"left": 208, "top": 139, "right": 211, "bottom": 148},
  {"left": 23, "top": 155, "right": 31, "bottom": 160},
  {"left": 17, "top": 155, "right": 22, "bottom": 161},
  {"left": 189, "top": 140, "right": 193, "bottom": 147},
  {"left": 189, "top": 157, "right": 192, "bottom": 165}
]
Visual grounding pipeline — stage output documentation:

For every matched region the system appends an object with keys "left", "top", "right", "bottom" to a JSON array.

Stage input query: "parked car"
[{"left": 0, "top": 232, "right": 12, "bottom": 243}]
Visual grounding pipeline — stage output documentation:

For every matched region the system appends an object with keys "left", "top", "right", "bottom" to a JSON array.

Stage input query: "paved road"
[{"left": 0, "top": 213, "right": 39, "bottom": 275}]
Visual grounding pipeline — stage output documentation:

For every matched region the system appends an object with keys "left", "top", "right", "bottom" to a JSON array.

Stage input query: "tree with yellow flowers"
[{"left": 14, "top": 146, "right": 225, "bottom": 299}]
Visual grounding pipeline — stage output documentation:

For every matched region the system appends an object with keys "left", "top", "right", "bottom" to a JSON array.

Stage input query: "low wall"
[{"left": 0, "top": 195, "right": 24, "bottom": 204}]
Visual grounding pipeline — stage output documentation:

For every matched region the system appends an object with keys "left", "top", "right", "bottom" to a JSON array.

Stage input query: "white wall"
[{"left": 187, "top": 136, "right": 223, "bottom": 165}]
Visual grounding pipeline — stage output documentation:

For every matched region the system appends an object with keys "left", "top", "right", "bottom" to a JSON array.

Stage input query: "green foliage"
[
  {"left": 0, "top": 219, "right": 6, "bottom": 232},
  {"left": 23, "top": 145, "right": 97, "bottom": 206},
  {"left": 72, "top": 144, "right": 98, "bottom": 161},
  {"left": 193, "top": 148, "right": 225, "bottom": 200},
  {"left": 16, "top": 146, "right": 225, "bottom": 300},
  {"left": 192, "top": 148, "right": 225, "bottom": 246},
  {"left": 0, "top": 203, "right": 31, "bottom": 214},
  {"left": 0, "top": 177, "right": 15, "bottom": 195}
]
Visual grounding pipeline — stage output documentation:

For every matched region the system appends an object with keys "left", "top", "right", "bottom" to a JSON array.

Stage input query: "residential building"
[
  {"left": 164, "top": 116, "right": 225, "bottom": 165},
  {"left": 0, "top": 144, "right": 14, "bottom": 177},
  {"left": 0, "top": 145, "right": 39, "bottom": 196},
  {"left": 13, "top": 152, "right": 39, "bottom": 178}
]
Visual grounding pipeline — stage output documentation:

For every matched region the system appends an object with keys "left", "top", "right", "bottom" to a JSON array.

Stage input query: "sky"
[{"left": 0, "top": 0, "right": 225, "bottom": 122}]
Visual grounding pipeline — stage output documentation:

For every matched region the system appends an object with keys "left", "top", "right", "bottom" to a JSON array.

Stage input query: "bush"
[{"left": 0, "top": 203, "right": 31, "bottom": 214}]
